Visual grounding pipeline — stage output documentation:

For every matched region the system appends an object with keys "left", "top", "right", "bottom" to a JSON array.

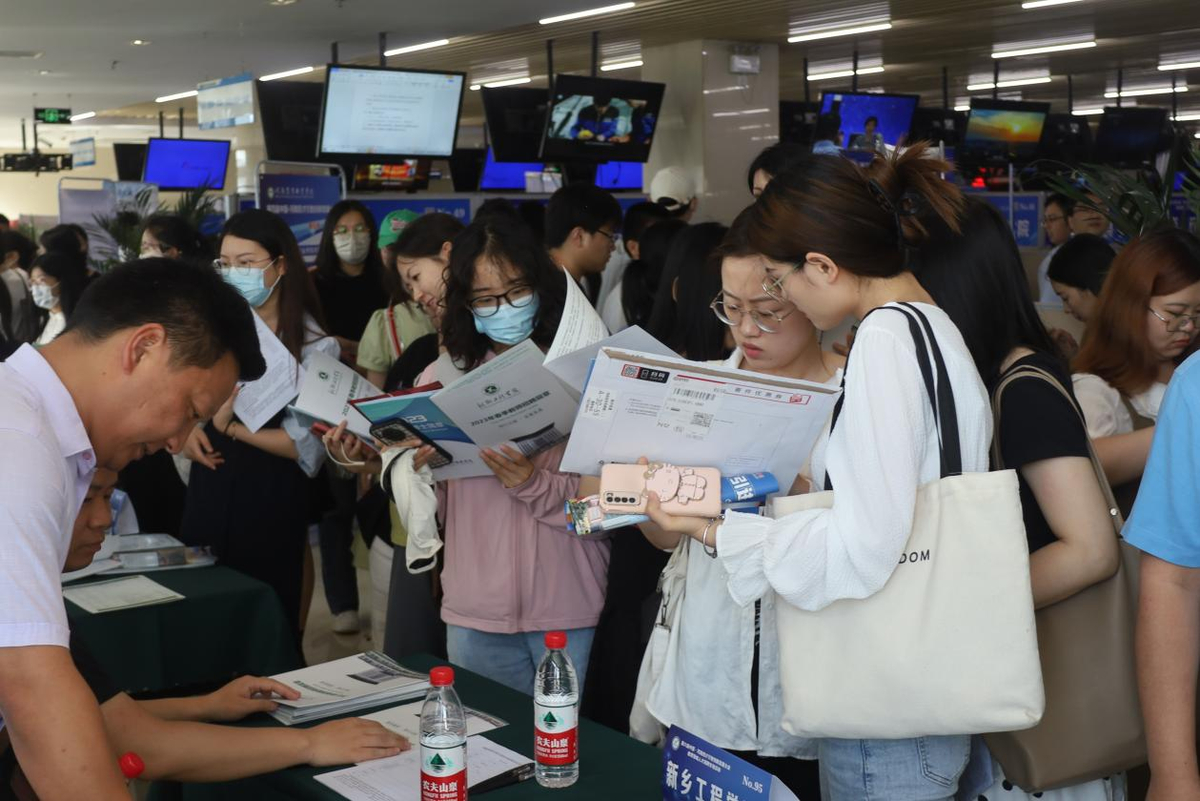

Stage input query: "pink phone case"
[{"left": 599, "top": 463, "right": 721, "bottom": 518}]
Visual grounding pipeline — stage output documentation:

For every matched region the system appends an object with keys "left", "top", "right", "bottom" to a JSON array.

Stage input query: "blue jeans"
[
  {"left": 819, "top": 735, "right": 972, "bottom": 801},
  {"left": 445, "top": 625, "right": 595, "bottom": 697}
]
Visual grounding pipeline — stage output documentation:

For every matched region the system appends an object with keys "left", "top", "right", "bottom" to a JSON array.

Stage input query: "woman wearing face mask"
[
  {"left": 645, "top": 146, "right": 991, "bottom": 801},
  {"left": 405, "top": 215, "right": 609, "bottom": 695},
  {"left": 1071, "top": 227, "right": 1200, "bottom": 514},
  {"left": 29, "top": 252, "right": 87, "bottom": 345},
  {"left": 636, "top": 211, "right": 843, "bottom": 799},
  {"left": 140, "top": 213, "right": 210, "bottom": 263},
  {"left": 179, "top": 209, "right": 337, "bottom": 636}
]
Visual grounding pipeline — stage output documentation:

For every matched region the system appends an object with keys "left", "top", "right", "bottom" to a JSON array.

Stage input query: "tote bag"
[
  {"left": 983, "top": 364, "right": 1145, "bottom": 792},
  {"left": 773, "top": 304, "right": 1044, "bottom": 739},
  {"left": 629, "top": 536, "right": 689, "bottom": 745}
]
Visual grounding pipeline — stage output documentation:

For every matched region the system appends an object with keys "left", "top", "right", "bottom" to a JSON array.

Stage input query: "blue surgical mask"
[
  {"left": 472, "top": 295, "right": 540, "bottom": 345},
  {"left": 219, "top": 262, "right": 280, "bottom": 308}
]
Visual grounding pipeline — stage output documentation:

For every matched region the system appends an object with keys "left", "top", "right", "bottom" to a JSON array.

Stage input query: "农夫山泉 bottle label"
[
  {"left": 534, "top": 701, "right": 578, "bottom": 765},
  {"left": 420, "top": 743, "right": 466, "bottom": 801}
]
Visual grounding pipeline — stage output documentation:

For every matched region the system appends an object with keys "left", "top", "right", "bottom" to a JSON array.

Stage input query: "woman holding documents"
[
  {"left": 637, "top": 210, "right": 843, "bottom": 798},
  {"left": 416, "top": 215, "right": 610, "bottom": 695},
  {"left": 181, "top": 209, "right": 339, "bottom": 636},
  {"left": 644, "top": 146, "right": 995, "bottom": 800}
]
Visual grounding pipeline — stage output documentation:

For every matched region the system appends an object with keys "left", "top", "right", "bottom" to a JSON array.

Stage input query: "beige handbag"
[
  {"left": 983, "top": 364, "right": 1146, "bottom": 792},
  {"left": 772, "top": 304, "right": 1045, "bottom": 739}
]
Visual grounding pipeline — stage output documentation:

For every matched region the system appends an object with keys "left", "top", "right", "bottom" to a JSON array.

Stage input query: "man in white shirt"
[
  {"left": 0, "top": 258, "right": 265, "bottom": 800},
  {"left": 1036, "top": 193, "right": 1073, "bottom": 304},
  {"left": 545, "top": 184, "right": 622, "bottom": 305}
]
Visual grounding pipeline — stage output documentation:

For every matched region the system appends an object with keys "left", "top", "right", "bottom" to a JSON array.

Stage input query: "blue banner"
[
  {"left": 663, "top": 726, "right": 781, "bottom": 801},
  {"left": 1169, "top": 194, "right": 1197, "bottom": 233},
  {"left": 259, "top": 173, "right": 343, "bottom": 263},
  {"left": 977, "top": 193, "right": 1042, "bottom": 248},
  {"left": 359, "top": 198, "right": 472, "bottom": 228}
]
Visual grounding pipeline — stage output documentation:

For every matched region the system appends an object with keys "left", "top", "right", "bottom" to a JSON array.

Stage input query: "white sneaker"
[{"left": 332, "top": 610, "right": 360, "bottom": 634}]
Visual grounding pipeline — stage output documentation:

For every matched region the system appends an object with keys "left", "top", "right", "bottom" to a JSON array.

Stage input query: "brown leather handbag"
[{"left": 984, "top": 364, "right": 1147, "bottom": 792}]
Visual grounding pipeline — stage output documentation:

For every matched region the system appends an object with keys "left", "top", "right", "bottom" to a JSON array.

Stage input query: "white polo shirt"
[{"left": 0, "top": 345, "right": 95, "bottom": 653}]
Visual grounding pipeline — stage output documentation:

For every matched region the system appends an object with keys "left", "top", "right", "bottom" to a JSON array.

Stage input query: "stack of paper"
[
  {"left": 269, "top": 652, "right": 431, "bottom": 725},
  {"left": 62, "top": 575, "right": 185, "bottom": 614},
  {"left": 358, "top": 700, "right": 507, "bottom": 749}
]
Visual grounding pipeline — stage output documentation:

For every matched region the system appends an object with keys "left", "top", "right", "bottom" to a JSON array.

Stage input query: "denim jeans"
[
  {"left": 819, "top": 735, "right": 972, "bottom": 801},
  {"left": 445, "top": 625, "right": 595, "bottom": 697}
]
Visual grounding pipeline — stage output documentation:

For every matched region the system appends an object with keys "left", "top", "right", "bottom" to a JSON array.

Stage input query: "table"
[
  {"left": 148, "top": 654, "right": 664, "bottom": 800},
  {"left": 67, "top": 566, "right": 303, "bottom": 696}
]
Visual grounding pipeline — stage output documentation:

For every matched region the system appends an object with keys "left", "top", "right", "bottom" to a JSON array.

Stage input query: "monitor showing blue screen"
[
  {"left": 479, "top": 147, "right": 542, "bottom": 191},
  {"left": 595, "top": 161, "right": 643, "bottom": 190},
  {"left": 820, "top": 92, "right": 919, "bottom": 149},
  {"left": 142, "top": 138, "right": 231, "bottom": 190}
]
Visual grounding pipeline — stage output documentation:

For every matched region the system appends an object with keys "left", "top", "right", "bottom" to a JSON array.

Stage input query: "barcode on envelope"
[
  {"left": 511, "top": 424, "right": 565, "bottom": 457},
  {"left": 673, "top": 388, "right": 717, "bottom": 402}
]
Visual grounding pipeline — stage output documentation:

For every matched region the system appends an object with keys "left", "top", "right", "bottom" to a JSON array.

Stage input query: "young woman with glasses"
[
  {"left": 1071, "top": 227, "right": 1200, "bottom": 513},
  {"left": 644, "top": 145, "right": 995, "bottom": 801}
]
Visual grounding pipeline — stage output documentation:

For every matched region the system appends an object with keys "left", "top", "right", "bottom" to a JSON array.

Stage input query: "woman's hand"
[
  {"left": 323, "top": 421, "right": 382, "bottom": 475},
  {"left": 644, "top": 492, "right": 713, "bottom": 543},
  {"left": 481, "top": 445, "right": 536, "bottom": 488},
  {"left": 202, "top": 676, "right": 300, "bottom": 722},
  {"left": 182, "top": 425, "right": 223, "bottom": 470},
  {"left": 303, "top": 718, "right": 410, "bottom": 766},
  {"left": 211, "top": 386, "right": 241, "bottom": 436}
]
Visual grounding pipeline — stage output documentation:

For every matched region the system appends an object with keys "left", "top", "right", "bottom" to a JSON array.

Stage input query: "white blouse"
[
  {"left": 1072, "top": 372, "right": 1163, "bottom": 439},
  {"left": 716, "top": 302, "right": 992, "bottom": 613},
  {"left": 35, "top": 311, "right": 65, "bottom": 346}
]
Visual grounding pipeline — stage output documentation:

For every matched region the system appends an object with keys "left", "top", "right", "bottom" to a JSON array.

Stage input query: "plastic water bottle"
[
  {"left": 420, "top": 666, "right": 467, "bottom": 801},
  {"left": 534, "top": 631, "right": 580, "bottom": 788}
]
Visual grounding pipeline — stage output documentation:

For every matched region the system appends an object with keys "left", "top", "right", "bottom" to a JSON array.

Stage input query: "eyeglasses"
[
  {"left": 470, "top": 285, "right": 535, "bottom": 317},
  {"left": 333, "top": 223, "right": 369, "bottom": 235},
  {"left": 1149, "top": 306, "right": 1200, "bottom": 333},
  {"left": 212, "top": 256, "right": 277, "bottom": 271},
  {"left": 761, "top": 262, "right": 801, "bottom": 303},
  {"left": 594, "top": 228, "right": 619, "bottom": 244},
  {"left": 711, "top": 293, "right": 795, "bottom": 334}
]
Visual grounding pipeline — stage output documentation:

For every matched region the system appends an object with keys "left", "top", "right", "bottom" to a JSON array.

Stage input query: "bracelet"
[
  {"left": 225, "top": 419, "right": 237, "bottom": 440},
  {"left": 701, "top": 517, "right": 720, "bottom": 559}
]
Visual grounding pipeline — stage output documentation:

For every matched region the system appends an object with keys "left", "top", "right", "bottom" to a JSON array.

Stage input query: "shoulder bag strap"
[
  {"left": 992, "top": 364, "right": 1123, "bottom": 533},
  {"left": 385, "top": 305, "right": 404, "bottom": 360}
]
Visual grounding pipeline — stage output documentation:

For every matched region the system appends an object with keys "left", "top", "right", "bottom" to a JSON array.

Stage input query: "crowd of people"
[{"left": 1, "top": 140, "right": 1199, "bottom": 801}]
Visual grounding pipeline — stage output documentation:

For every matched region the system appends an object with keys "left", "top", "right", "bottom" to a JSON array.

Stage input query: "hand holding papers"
[
  {"left": 291, "top": 352, "right": 385, "bottom": 441},
  {"left": 234, "top": 314, "right": 304, "bottom": 433},
  {"left": 269, "top": 652, "right": 431, "bottom": 725}
]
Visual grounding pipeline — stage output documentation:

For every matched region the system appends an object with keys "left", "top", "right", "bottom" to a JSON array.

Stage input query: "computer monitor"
[
  {"left": 482, "top": 87, "right": 549, "bottom": 163},
  {"left": 820, "top": 92, "right": 919, "bottom": 149},
  {"left": 595, "top": 161, "right": 644, "bottom": 190},
  {"left": 350, "top": 161, "right": 431, "bottom": 191},
  {"left": 542, "top": 74, "right": 666, "bottom": 162},
  {"left": 142, "top": 138, "right": 231, "bottom": 190},
  {"left": 318, "top": 65, "right": 466, "bottom": 162},
  {"left": 258, "top": 79, "right": 324, "bottom": 162},
  {"left": 961, "top": 98, "right": 1051, "bottom": 164},
  {"left": 479, "top": 147, "right": 542, "bottom": 191},
  {"left": 1093, "top": 107, "right": 1172, "bottom": 168},
  {"left": 1037, "top": 113, "right": 1094, "bottom": 164},
  {"left": 909, "top": 107, "right": 966, "bottom": 148},
  {"left": 113, "top": 142, "right": 147, "bottom": 182},
  {"left": 448, "top": 148, "right": 486, "bottom": 192},
  {"left": 779, "top": 101, "right": 821, "bottom": 145}
]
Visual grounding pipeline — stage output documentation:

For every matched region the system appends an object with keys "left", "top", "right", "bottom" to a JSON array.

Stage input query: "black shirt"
[
  {"left": 993, "top": 351, "right": 1091, "bottom": 553},
  {"left": 384, "top": 333, "right": 440, "bottom": 392},
  {"left": 314, "top": 270, "right": 386, "bottom": 342}
]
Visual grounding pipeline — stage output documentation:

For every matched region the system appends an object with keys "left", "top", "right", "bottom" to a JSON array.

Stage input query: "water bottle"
[
  {"left": 534, "top": 631, "right": 579, "bottom": 788},
  {"left": 420, "top": 666, "right": 467, "bottom": 801}
]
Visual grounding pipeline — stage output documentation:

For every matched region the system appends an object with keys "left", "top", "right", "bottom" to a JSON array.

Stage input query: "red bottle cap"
[
  {"left": 429, "top": 666, "right": 455, "bottom": 687},
  {"left": 545, "top": 631, "right": 567, "bottom": 649},
  {"left": 119, "top": 752, "right": 145, "bottom": 779}
]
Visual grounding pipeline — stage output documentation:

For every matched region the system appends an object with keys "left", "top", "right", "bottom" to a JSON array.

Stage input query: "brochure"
[
  {"left": 234, "top": 313, "right": 304, "bottom": 433},
  {"left": 62, "top": 575, "right": 185, "bottom": 614},
  {"left": 359, "top": 700, "right": 507, "bottom": 745},
  {"left": 269, "top": 652, "right": 431, "bottom": 725},
  {"left": 291, "top": 352, "right": 384, "bottom": 440}
]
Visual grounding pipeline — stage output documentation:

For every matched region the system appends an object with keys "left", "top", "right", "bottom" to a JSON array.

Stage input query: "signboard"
[
  {"left": 977, "top": 192, "right": 1042, "bottom": 248},
  {"left": 1169, "top": 194, "right": 1198, "bottom": 233},
  {"left": 258, "top": 172, "right": 343, "bottom": 262},
  {"left": 35, "top": 107, "right": 72, "bottom": 125},
  {"left": 662, "top": 727, "right": 797, "bottom": 801},
  {"left": 359, "top": 198, "right": 472, "bottom": 228},
  {"left": 197, "top": 72, "right": 255, "bottom": 130},
  {"left": 70, "top": 137, "right": 96, "bottom": 168}
]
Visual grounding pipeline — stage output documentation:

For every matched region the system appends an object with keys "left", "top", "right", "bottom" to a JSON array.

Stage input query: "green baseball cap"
[{"left": 378, "top": 209, "right": 421, "bottom": 250}]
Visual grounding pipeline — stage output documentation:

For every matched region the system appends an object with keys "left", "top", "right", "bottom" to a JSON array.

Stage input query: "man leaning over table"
[{"left": 0, "top": 259, "right": 265, "bottom": 801}]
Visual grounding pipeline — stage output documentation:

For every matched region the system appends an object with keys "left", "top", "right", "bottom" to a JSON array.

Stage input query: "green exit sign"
[{"left": 35, "top": 107, "right": 72, "bottom": 124}]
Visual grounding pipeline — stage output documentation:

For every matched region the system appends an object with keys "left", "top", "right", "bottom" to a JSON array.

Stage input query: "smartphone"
[
  {"left": 599, "top": 462, "right": 722, "bottom": 518},
  {"left": 310, "top": 421, "right": 334, "bottom": 437},
  {"left": 369, "top": 419, "right": 453, "bottom": 470}
]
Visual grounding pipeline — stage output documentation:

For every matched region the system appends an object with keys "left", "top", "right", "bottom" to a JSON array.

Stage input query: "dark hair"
[
  {"left": 142, "top": 213, "right": 209, "bottom": 259},
  {"left": 621, "top": 201, "right": 669, "bottom": 249},
  {"left": 1047, "top": 234, "right": 1115, "bottom": 295},
  {"left": 864, "top": 116, "right": 879, "bottom": 127},
  {"left": 0, "top": 213, "right": 9, "bottom": 228},
  {"left": 1075, "top": 227, "right": 1200, "bottom": 395},
  {"left": 544, "top": 184, "right": 622, "bottom": 248},
  {"left": 31, "top": 251, "right": 89, "bottom": 320},
  {"left": 221, "top": 209, "right": 328, "bottom": 360},
  {"left": 815, "top": 113, "right": 841, "bottom": 142},
  {"left": 441, "top": 216, "right": 567, "bottom": 370},
  {"left": 1, "top": 229, "right": 36, "bottom": 269},
  {"left": 475, "top": 198, "right": 521, "bottom": 225},
  {"left": 748, "top": 143, "right": 963, "bottom": 279},
  {"left": 1045, "top": 192, "right": 1073, "bottom": 216},
  {"left": 746, "top": 143, "right": 811, "bottom": 194},
  {"left": 517, "top": 201, "right": 547, "bottom": 243},
  {"left": 63, "top": 258, "right": 266, "bottom": 381},
  {"left": 0, "top": 267, "right": 11, "bottom": 343},
  {"left": 621, "top": 217, "right": 687, "bottom": 329},
  {"left": 40, "top": 224, "right": 87, "bottom": 258},
  {"left": 646, "top": 222, "right": 729, "bottom": 359},
  {"left": 916, "top": 197, "right": 1058, "bottom": 385},
  {"left": 389, "top": 213, "right": 466, "bottom": 303},
  {"left": 315, "top": 199, "right": 385, "bottom": 283}
]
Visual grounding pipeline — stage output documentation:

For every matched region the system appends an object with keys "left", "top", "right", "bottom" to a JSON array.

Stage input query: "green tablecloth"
[
  {"left": 67, "top": 566, "right": 302, "bottom": 696},
  {"left": 149, "top": 654, "right": 663, "bottom": 800}
]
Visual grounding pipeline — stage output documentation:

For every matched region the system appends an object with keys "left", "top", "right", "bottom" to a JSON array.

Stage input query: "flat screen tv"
[
  {"left": 909, "top": 107, "right": 966, "bottom": 148},
  {"left": 318, "top": 65, "right": 465, "bottom": 162},
  {"left": 820, "top": 91, "right": 919, "bottom": 149},
  {"left": 542, "top": 74, "right": 665, "bottom": 162},
  {"left": 1094, "top": 107, "right": 1171, "bottom": 167},
  {"left": 1037, "top": 113, "right": 1094, "bottom": 164},
  {"left": 595, "top": 161, "right": 643, "bottom": 190},
  {"left": 479, "top": 147, "right": 542, "bottom": 191},
  {"left": 350, "top": 160, "right": 430, "bottom": 191},
  {"left": 258, "top": 79, "right": 325, "bottom": 162},
  {"left": 961, "top": 98, "right": 1051, "bottom": 164},
  {"left": 113, "top": 142, "right": 147, "bottom": 181},
  {"left": 779, "top": 101, "right": 820, "bottom": 145},
  {"left": 448, "top": 148, "right": 486, "bottom": 192},
  {"left": 142, "top": 137, "right": 231, "bottom": 190},
  {"left": 482, "top": 87, "right": 549, "bottom": 163}
]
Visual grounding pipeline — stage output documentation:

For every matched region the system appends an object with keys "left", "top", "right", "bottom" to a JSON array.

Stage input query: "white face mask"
[
  {"left": 334, "top": 231, "right": 371, "bottom": 266},
  {"left": 31, "top": 283, "right": 57, "bottom": 310}
]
